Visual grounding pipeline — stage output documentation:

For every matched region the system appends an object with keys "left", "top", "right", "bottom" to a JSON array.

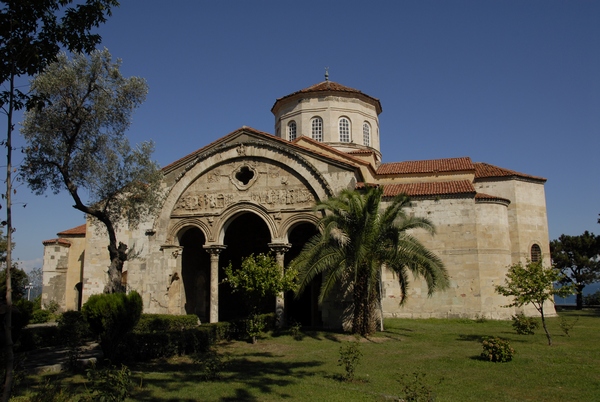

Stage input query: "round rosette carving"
[{"left": 230, "top": 164, "right": 258, "bottom": 190}]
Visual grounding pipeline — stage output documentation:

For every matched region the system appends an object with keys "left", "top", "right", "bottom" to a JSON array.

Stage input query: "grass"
[{"left": 13, "top": 309, "right": 600, "bottom": 401}]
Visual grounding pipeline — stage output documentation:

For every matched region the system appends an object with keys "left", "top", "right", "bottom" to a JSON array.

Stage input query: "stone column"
[
  {"left": 269, "top": 243, "right": 291, "bottom": 328},
  {"left": 161, "top": 245, "right": 183, "bottom": 315},
  {"left": 203, "top": 245, "right": 227, "bottom": 323}
]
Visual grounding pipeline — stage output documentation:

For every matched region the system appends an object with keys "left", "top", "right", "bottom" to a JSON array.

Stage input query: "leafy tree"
[
  {"left": 27, "top": 267, "right": 42, "bottom": 299},
  {"left": 224, "top": 253, "right": 297, "bottom": 342},
  {"left": 21, "top": 49, "right": 163, "bottom": 294},
  {"left": 224, "top": 253, "right": 297, "bottom": 314},
  {"left": 550, "top": 231, "right": 600, "bottom": 309},
  {"left": 495, "top": 260, "right": 574, "bottom": 345},
  {"left": 289, "top": 186, "right": 448, "bottom": 337},
  {"left": 1, "top": 2, "right": 117, "bottom": 399},
  {"left": 0, "top": 266, "right": 27, "bottom": 303}
]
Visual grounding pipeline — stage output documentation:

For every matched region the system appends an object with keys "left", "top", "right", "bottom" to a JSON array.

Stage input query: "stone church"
[{"left": 42, "top": 78, "right": 551, "bottom": 328}]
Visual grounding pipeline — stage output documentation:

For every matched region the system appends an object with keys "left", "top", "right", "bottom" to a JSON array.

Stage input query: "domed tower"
[{"left": 271, "top": 74, "right": 383, "bottom": 162}]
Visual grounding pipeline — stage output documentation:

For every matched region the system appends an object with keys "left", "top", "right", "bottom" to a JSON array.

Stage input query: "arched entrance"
[
  {"left": 285, "top": 222, "right": 321, "bottom": 327},
  {"left": 219, "top": 212, "right": 271, "bottom": 321},
  {"left": 180, "top": 227, "right": 210, "bottom": 322}
]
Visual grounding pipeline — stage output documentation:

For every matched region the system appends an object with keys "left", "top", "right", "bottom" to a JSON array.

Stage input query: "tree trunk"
[
  {"left": 103, "top": 242, "right": 127, "bottom": 294},
  {"left": 2, "top": 72, "right": 15, "bottom": 402},
  {"left": 540, "top": 305, "right": 552, "bottom": 346},
  {"left": 575, "top": 284, "right": 585, "bottom": 310},
  {"left": 352, "top": 268, "right": 377, "bottom": 337}
]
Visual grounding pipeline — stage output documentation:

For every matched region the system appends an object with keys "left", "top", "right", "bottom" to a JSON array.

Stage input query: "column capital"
[
  {"left": 160, "top": 244, "right": 183, "bottom": 259},
  {"left": 203, "top": 244, "right": 227, "bottom": 256},
  {"left": 268, "top": 242, "right": 291, "bottom": 254}
]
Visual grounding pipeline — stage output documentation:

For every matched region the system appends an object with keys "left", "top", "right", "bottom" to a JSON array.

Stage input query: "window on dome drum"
[
  {"left": 311, "top": 117, "right": 323, "bottom": 142},
  {"left": 363, "top": 122, "right": 371, "bottom": 146},
  {"left": 339, "top": 117, "right": 350, "bottom": 142},
  {"left": 287, "top": 121, "right": 297, "bottom": 141},
  {"left": 531, "top": 244, "right": 542, "bottom": 263}
]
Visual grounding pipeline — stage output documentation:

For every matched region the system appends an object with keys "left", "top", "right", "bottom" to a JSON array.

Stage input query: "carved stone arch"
[
  {"left": 154, "top": 137, "right": 334, "bottom": 246},
  {"left": 280, "top": 213, "right": 322, "bottom": 243},
  {"left": 215, "top": 202, "right": 278, "bottom": 245},
  {"left": 167, "top": 218, "right": 213, "bottom": 245}
]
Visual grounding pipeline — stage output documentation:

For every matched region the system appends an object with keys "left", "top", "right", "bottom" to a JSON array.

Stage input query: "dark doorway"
[
  {"left": 180, "top": 227, "right": 210, "bottom": 322},
  {"left": 220, "top": 213, "right": 271, "bottom": 321},
  {"left": 285, "top": 222, "right": 322, "bottom": 327}
]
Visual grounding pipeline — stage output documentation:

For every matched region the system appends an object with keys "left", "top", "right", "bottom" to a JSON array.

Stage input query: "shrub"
[
  {"left": 559, "top": 316, "right": 578, "bottom": 337},
  {"left": 30, "top": 309, "right": 52, "bottom": 324},
  {"left": 45, "top": 300, "right": 60, "bottom": 314},
  {"left": 134, "top": 314, "right": 199, "bottom": 333},
  {"left": 246, "top": 313, "right": 266, "bottom": 344},
  {"left": 58, "top": 311, "right": 93, "bottom": 347},
  {"left": 338, "top": 340, "right": 362, "bottom": 381},
  {"left": 83, "top": 363, "right": 133, "bottom": 402},
  {"left": 194, "top": 345, "right": 228, "bottom": 381},
  {"left": 81, "top": 291, "right": 143, "bottom": 361},
  {"left": 16, "top": 325, "right": 61, "bottom": 351},
  {"left": 584, "top": 290, "right": 600, "bottom": 306},
  {"left": 481, "top": 336, "right": 514, "bottom": 363},
  {"left": 511, "top": 313, "right": 539, "bottom": 335},
  {"left": 399, "top": 371, "right": 441, "bottom": 402}
]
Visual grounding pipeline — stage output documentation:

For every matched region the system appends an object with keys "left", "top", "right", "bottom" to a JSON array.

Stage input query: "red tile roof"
[
  {"left": 42, "top": 238, "right": 72, "bottom": 246},
  {"left": 358, "top": 180, "right": 476, "bottom": 198},
  {"left": 377, "top": 157, "right": 474, "bottom": 175},
  {"left": 474, "top": 162, "right": 546, "bottom": 182},
  {"left": 57, "top": 224, "right": 86, "bottom": 236},
  {"left": 347, "top": 149, "right": 376, "bottom": 156},
  {"left": 162, "top": 126, "right": 361, "bottom": 176},
  {"left": 475, "top": 193, "right": 511, "bottom": 204},
  {"left": 271, "top": 81, "right": 382, "bottom": 114}
]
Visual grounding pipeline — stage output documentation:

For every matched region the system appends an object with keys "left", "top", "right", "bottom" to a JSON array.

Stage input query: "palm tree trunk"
[{"left": 379, "top": 267, "right": 384, "bottom": 332}]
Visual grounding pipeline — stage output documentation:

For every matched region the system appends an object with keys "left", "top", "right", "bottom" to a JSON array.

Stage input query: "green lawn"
[{"left": 16, "top": 309, "right": 600, "bottom": 401}]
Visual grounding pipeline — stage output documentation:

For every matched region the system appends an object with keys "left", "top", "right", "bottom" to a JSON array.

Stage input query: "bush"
[
  {"left": 134, "top": 314, "right": 199, "bottom": 333},
  {"left": 481, "top": 336, "right": 514, "bottom": 363},
  {"left": 58, "top": 310, "right": 93, "bottom": 346},
  {"left": 83, "top": 363, "right": 133, "bottom": 402},
  {"left": 511, "top": 313, "right": 539, "bottom": 335},
  {"left": 82, "top": 291, "right": 143, "bottom": 361},
  {"left": 399, "top": 371, "right": 441, "bottom": 402},
  {"left": 559, "top": 316, "right": 578, "bottom": 337},
  {"left": 16, "top": 326, "right": 61, "bottom": 351},
  {"left": 194, "top": 345, "right": 228, "bottom": 381},
  {"left": 30, "top": 309, "right": 52, "bottom": 324},
  {"left": 584, "top": 290, "right": 600, "bottom": 306},
  {"left": 338, "top": 340, "right": 362, "bottom": 381}
]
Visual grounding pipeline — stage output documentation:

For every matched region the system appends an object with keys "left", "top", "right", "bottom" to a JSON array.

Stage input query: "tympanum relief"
[{"left": 172, "top": 161, "right": 315, "bottom": 216}]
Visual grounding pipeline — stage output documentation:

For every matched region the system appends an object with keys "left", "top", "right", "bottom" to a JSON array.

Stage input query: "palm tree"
[{"left": 290, "top": 186, "right": 448, "bottom": 336}]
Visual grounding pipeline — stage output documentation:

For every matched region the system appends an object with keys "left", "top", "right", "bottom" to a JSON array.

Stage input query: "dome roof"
[{"left": 271, "top": 80, "right": 382, "bottom": 115}]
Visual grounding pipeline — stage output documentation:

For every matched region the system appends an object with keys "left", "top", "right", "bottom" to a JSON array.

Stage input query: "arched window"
[
  {"left": 339, "top": 117, "right": 350, "bottom": 142},
  {"left": 531, "top": 244, "right": 542, "bottom": 263},
  {"left": 287, "top": 121, "right": 297, "bottom": 141},
  {"left": 363, "top": 122, "right": 371, "bottom": 146},
  {"left": 311, "top": 117, "right": 323, "bottom": 142}
]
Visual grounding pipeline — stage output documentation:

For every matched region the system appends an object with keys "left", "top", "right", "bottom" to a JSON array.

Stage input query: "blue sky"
[{"left": 5, "top": 1, "right": 600, "bottom": 272}]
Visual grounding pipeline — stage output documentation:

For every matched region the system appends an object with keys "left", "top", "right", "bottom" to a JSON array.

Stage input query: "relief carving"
[{"left": 173, "top": 187, "right": 314, "bottom": 214}]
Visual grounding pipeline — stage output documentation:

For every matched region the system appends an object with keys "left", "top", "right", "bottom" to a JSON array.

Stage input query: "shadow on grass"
[
  {"left": 456, "top": 334, "right": 484, "bottom": 342},
  {"left": 129, "top": 351, "right": 325, "bottom": 401}
]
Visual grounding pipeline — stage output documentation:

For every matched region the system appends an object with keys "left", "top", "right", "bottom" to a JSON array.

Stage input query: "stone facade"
[{"left": 42, "top": 79, "right": 553, "bottom": 324}]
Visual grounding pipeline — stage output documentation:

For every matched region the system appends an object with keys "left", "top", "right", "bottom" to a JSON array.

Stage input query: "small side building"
[{"left": 41, "top": 224, "right": 86, "bottom": 311}]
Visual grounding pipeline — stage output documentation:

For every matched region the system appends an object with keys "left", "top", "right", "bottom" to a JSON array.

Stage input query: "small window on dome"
[
  {"left": 287, "top": 121, "right": 297, "bottom": 141},
  {"left": 531, "top": 244, "right": 542, "bottom": 263},
  {"left": 339, "top": 117, "right": 350, "bottom": 142},
  {"left": 311, "top": 117, "right": 323, "bottom": 142},
  {"left": 363, "top": 122, "right": 371, "bottom": 146}
]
